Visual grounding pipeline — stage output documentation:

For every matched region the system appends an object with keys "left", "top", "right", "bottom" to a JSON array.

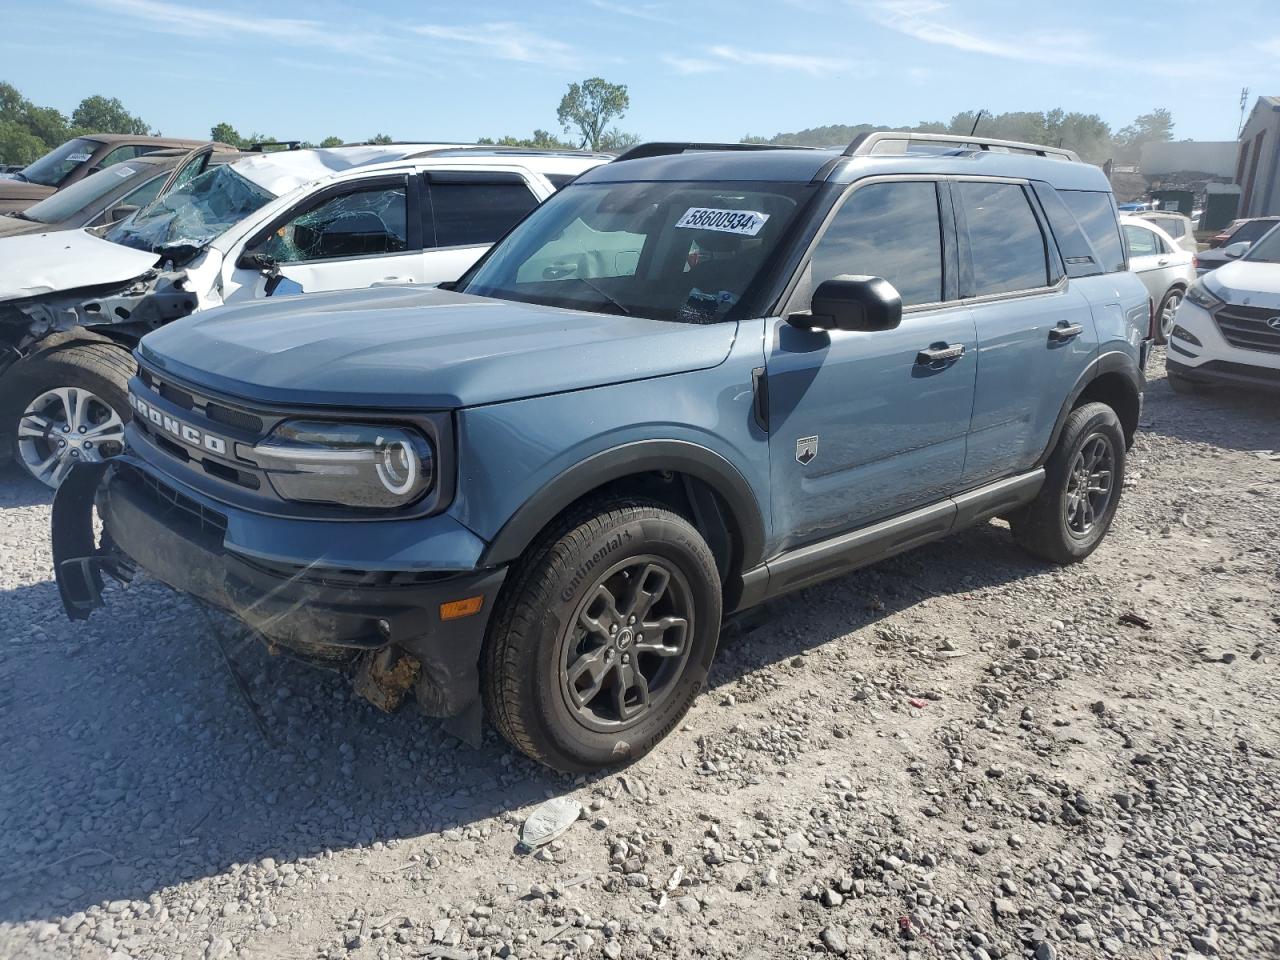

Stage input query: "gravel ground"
[{"left": 0, "top": 350, "right": 1277, "bottom": 960}]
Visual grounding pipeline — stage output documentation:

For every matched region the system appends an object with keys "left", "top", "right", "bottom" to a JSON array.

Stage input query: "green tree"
[
  {"left": 478, "top": 128, "right": 577, "bottom": 149},
  {"left": 369, "top": 133, "right": 393, "bottom": 145},
  {"left": 210, "top": 122, "right": 245, "bottom": 148},
  {"left": 598, "top": 128, "right": 640, "bottom": 152},
  {"left": 0, "top": 119, "right": 48, "bottom": 165},
  {"left": 71, "top": 94, "right": 150, "bottom": 135},
  {"left": 319, "top": 136, "right": 344, "bottom": 148},
  {"left": 1114, "top": 108, "right": 1174, "bottom": 163},
  {"left": 557, "top": 78, "right": 630, "bottom": 151}
]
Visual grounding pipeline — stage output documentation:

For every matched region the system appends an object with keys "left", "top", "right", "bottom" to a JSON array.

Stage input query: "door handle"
[
  {"left": 370, "top": 276, "right": 413, "bottom": 287},
  {"left": 916, "top": 343, "right": 966, "bottom": 366},
  {"left": 1049, "top": 323, "right": 1084, "bottom": 342},
  {"left": 1157, "top": 259, "right": 1169, "bottom": 266}
]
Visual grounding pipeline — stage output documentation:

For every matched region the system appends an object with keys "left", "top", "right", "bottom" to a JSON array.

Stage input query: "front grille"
[
  {"left": 206, "top": 402, "right": 263, "bottom": 433},
  {"left": 1215, "top": 305, "right": 1280, "bottom": 355},
  {"left": 132, "top": 467, "right": 229, "bottom": 539},
  {"left": 158, "top": 381, "right": 195, "bottom": 410}
]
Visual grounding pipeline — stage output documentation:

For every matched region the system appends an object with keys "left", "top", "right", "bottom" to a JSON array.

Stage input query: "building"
[
  {"left": 1141, "top": 140, "right": 1237, "bottom": 178},
  {"left": 1236, "top": 95, "right": 1280, "bottom": 217}
]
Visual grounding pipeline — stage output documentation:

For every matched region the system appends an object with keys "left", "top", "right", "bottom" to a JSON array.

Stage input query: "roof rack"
[
  {"left": 845, "top": 132, "right": 1079, "bottom": 162},
  {"left": 404, "top": 146, "right": 612, "bottom": 161},
  {"left": 249, "top": 140, "right": 303, "bottom": 153},
  {"left": 612, "top": 142, "right": 818, "bottom": 163}
]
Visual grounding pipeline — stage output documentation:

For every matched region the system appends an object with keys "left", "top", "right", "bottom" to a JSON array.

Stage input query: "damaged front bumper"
[{"left": 52, "top": 458, "right": 507, "bottom": 740}]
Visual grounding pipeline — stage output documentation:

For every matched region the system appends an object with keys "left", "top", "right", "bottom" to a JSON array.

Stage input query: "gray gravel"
[{"left": 0, "top": 350, "right": 1277, "bottom": 960}]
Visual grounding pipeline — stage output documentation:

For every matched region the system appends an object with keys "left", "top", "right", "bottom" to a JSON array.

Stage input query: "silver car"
[
  {"left": 1131, "top": 210, "right": 1198, "bottom": 254},
  {"left": 1121, "top": 215, "right": 1196, "bottom": 344}
]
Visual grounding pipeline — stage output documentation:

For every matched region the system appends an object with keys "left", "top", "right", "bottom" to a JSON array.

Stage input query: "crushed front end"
[{"left": 52, "top": 362, "right": 507, "bottom": 741}]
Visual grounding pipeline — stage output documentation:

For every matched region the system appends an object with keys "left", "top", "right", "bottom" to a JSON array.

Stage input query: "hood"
[
  {"left": 1206, "top": 260, "right": 1280, "bottom": 303},
  {"left": 0, "top": 214, "right": 46, "bottom": 239},
  {"left": 138, "top": 286, "right": 738, "bottom": 409},
  {"left": 0, "top": 229, "right": 160, "bottom": 302},
  {"left": 0, "top": 180, "right": 54, "bottom": 215}
]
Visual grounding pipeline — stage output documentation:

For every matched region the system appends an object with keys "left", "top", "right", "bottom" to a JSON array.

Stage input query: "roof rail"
[
  {"left": 612, "top": 142, "right": 818, "bottom": 163},
  {"left": 404, "top": 146, "right": 612, "bottom": 161},
  {"left": 845, "top": 131, "right": 1079, "bottom": 162},
  {"left": 248, "top": 140, "right": 303, "bottom": 153}
]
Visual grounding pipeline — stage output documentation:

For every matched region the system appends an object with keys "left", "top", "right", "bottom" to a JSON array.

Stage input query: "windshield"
[
  {"left": 18, "top": 138, "right": 102, "bottom": 188},
  {"left": 105, "top": 164, "right": 275, "bottom": 254},
  {"left": 1243, "top": 223, "right": 1280, "bottom": 263},
  {"left": 459, "top": 180, "right": 809, "bottom": 323},
  {"left": 22, "top": 162, "right": 151, "bottom": 224}
]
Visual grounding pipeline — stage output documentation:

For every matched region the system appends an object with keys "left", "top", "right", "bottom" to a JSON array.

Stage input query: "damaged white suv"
[{"left": 0, "top": 144, "right": 607, "bottom": 486}]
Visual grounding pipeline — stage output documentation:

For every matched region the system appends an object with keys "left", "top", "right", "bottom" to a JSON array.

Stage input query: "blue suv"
[{"left": 53, "top": 133, "right": 1151, "bottom": 772}]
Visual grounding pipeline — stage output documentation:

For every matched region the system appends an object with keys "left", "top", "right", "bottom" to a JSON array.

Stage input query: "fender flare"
[
  {"left": 479, "top": 439, "right": 767, "bottom": 570},
  {"left": 1036, "top": 349, "right": 1143, "bottom": 466}
]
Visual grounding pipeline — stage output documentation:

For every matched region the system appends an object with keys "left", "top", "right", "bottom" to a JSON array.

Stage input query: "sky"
[{"left": 3, "top": 0, "right": 1279, "bottom": 146}]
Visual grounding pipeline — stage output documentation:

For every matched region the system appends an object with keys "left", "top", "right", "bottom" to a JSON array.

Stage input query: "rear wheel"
[
  {"left": 1011, "top": 402, "right": 1125, "bottom": 565},
  {"left": 5, "top": 343, "right": 133, "bottom": 488},
  {"left": 1154, "top": 287, "right": 1184, "bottom": 344},
  {"left": 483, "top": 500, "right": 721, "bottom": 772}
]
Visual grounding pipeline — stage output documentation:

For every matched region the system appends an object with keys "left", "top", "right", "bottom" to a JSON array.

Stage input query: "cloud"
[
  {"left": 660, "top": 54, "right": 723, "bottom": 75},
  {"left": 663, "top": 45, "right": 846, "bottom": 76},
  {"left": 587, "top": 0, "right": 672, "bottom": 24},
  {"left": 412, "top": 22, "right": 577, "bottom": 66}
]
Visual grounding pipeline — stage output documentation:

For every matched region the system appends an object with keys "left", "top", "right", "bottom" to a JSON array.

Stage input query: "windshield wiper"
[{"left": 577, "top": 276, "right": 631, "bottom": 316}]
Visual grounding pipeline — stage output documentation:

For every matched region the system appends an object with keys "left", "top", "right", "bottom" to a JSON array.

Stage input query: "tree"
[
  {"left": 369, "top": 133, "right": 393, "bottom": 145},
  {"left": 1114, "top": 108, "right": 1174, "bottom": 163},
  {"left": 478, "top": 128, "right": 577, "bottom": 149},
  {"left": 210, "top": 122, "right": 245, "bottom": 148},
  {"left": 598, "top": 128, "right": 640, "bottom": 152},
  {"left": 320, "top": 136, "right": 344, "bottom": 148},
  {"left": 71, "top": 95, "right": 150, "bottom": 135},
  {"left": 0, "top": 119, "right": 48, "bottom": 165},
  {"left": 557, "top": 78, "right": 630, "bottom": 151}
]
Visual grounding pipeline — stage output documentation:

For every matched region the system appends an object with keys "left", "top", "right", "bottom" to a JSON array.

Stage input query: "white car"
[
  {"left": 1130, "top": 210, "right": 1198, "bottom": 254},
  {"left": 0, "top": 144, "right": 608, "bottom": 486},
  {"left": 1167, "top": 223, "right": 1280, "bottom": 395},
  {"left": 1121, "top": 215, "right": 1195, "bottom": 344}
]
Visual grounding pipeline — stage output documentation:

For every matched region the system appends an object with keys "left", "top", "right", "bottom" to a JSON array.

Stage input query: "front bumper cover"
[{"left": 52, "top": 458, "right": 508, "bottom": 739}]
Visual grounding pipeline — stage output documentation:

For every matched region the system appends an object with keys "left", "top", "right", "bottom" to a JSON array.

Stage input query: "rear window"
[
  {"left": 1234, "top": 219, "right": 1279, "bottom": 243},
  {"left": 958, "top": 181, "right": 1049, "bottom": 296},
  {"left": 1058, "top": 190, "right": 1125, "bottom": 273},
  {"left": 428, "top": 174, "right": 538, "bottom": 247}
]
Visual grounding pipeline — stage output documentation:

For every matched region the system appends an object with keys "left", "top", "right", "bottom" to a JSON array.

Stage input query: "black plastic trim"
[
  {"left": 479, "top": 440, "right": 766, "bottom": 570},
  {"left": 1036, "top": 349, "right": 1143, "bottom": 467}
]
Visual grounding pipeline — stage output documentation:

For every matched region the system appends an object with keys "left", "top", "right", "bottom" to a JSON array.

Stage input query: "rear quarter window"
[{"left": 1057, "top": 189, "right": 1126, "bottom": 274}]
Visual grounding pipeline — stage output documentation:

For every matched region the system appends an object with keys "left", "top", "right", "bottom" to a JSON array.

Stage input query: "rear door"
[
  {"left": 419, "top": 169, "right": 543, "bottom": 283},
  {"left": 957, "top": 178, "right": 1098, "bottom": 484},
  {"left": 230, "top": 174, "right": 425, "bottom": 299},
  {"left": 766, "top": 178, "right": 977, "bottom": 550},
  {"left": 1123, "top": 221, "right": 1176, "bottom": 304}
]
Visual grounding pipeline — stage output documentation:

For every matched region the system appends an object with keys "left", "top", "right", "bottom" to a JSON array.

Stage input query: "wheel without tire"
[
  {"left": 1011, "top": 402, "right": 1125, "bottom": 565},
  {"left": 1154, "top": 287, "right": 1183, "bottom": 345},
  {"left": 5, "top": 343, "right": 133, "bottom": 488},
  {"left": 483, "top": 500, "right": 722, "bottom": 772}
]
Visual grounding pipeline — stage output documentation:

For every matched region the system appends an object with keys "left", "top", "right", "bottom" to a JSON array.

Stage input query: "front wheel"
[
  {"left": 482, "top": 500, "right": 722, "bottom": 772},
  {"left": 5, "top": 343, "right": 134, "bottom": 488},
  {"left": 1154, "top": 287, "right": 1184, "bottom": 345},
  {"left": 1011, "top": 402, "right": 1125, "bottom": 565}
]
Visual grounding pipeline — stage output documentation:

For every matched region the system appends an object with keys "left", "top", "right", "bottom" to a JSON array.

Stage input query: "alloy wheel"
[
  {"left": 16, "top": 386, "right": 125, "bottom": 488},
  {"left": 1160, "top": 290, "right": 1182, "bottom": 340},
  {"left": 1063, "top": 433, "right": 1115, "bottom": 538},
  {"left": 559, "top": 555, "right": 694, "bottom": 732}
]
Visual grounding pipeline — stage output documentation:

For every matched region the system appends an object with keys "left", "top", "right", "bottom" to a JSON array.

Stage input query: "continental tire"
[
  {"left": 5, "top": 342, "right": 134, "bottom": 488},
  {"left": 1012, "top": 402, "right": 1125, "bottom": 565},
  {"left": 482, "top": 500, "right": 721, "bottom": 772}
]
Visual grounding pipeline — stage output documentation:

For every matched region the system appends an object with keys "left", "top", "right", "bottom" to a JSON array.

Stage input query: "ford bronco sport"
[{"left": 53, "top": 134, "right": 1152, "bottom": 772}]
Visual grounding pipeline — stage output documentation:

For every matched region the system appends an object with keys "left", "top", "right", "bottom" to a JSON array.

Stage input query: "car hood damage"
[
  {"left": 0, "top": 229, "right": 161, "bottom": 302},
  {"left": 138, "top": 285, "right": 740, "bottom": 409}
]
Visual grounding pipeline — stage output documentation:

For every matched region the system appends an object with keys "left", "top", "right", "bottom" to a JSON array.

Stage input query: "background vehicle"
[
  {"left": 0, "top": 144, "right": 240, "bottom": 239},
  {"left": 1168, "top": 226, "right": 1280, "bottom": 395},
  {"left": 54, "top": 134, "right": 1150, "bottom": 772},
  {"left": 1122, "top": 215, "right": 1195, "bottom": 343},
  {"left": 0, "top": 134, "right": 219, "bottom": 215},
  {"left": 1130, "top": 210, "right": 1197, "bottom": 253},
  {"left": 1207, "top": 216, "right": 1279, "bottom": 249},
  {"left": 0, "top": 144, "right": 608, "bottom": 487},
  {"left": 1196, "top": 217, "right": 1280, "bottom": 274}
]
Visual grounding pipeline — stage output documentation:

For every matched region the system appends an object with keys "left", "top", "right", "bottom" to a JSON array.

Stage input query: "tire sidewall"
[
  {"left": 1044, "top": 405, "right": 1125, "bottom": 560},
  {"left": 1156, "top": 288, "right": 1182, "bottom": 344},
  {"left": 517, "top": 511, "right": 721, "bottom": 771}
]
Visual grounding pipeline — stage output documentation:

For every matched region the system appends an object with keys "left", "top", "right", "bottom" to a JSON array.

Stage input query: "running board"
[{"left": 734, "top": 469, "right": 1044, "bottom": 609}]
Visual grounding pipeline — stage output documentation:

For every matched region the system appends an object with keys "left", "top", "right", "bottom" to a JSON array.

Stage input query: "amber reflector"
[{"left": 439, "top": 596, "right": 484, "bottom": 620}]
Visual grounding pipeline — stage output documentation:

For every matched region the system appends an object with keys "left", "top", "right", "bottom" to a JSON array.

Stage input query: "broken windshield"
[{"left": 105, "top": 164, "right": 275, "bottom": 255}]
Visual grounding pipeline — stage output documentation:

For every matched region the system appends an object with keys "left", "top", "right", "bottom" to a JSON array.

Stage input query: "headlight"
[
  {"left": 1185, "top": 280, "right": 1224, "bottom": 311},
  {"left": 251, "top": 421, "right": 434, "bottom": 509}
]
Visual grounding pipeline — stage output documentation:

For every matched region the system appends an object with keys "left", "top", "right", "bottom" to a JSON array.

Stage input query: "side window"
[
  {"left": 167, "top": 154, "right": 209, "bottom": 194},
  {"left": 427, "top": 174, "right": 538, "bottom": 248},
  {"left": 958, "top": 181, "right": 1049, "bottom": 296},
  {"left": 118, "top": 174, "right": 166, "bottom": 210},
  {"left": 255, "top": 183, "right": 408, "bottom": 263},
  {"left": 810, "top": 180, "right": 944, "bottom": 307},
  {"left": 1123, "top": 224, "right": 1159, "bottom": 257},
  {"left": 1058, "top": 190, "right": 1126, "bottom": 273},
  {"left": 96, "top": 145, "right": 144, "bottom": 170},
  {"left": 1160, "top": 218, "right": 1185, "bottom": 239}
]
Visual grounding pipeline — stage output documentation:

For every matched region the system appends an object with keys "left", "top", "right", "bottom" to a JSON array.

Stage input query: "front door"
[{"left": 767, "top": 179, "right": 977, "bottom": 553}]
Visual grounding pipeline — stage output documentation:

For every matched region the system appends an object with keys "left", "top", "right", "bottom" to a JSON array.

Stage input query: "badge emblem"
[
  {"left": 796, "top": 436, "right": 818, "bottom": 465},
  {"left": 1268, "top": 316, "right": 1280, "bottom": 331}
]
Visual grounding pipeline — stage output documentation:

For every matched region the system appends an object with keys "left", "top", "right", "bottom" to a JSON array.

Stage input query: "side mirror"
[
  {"left": 236, "top": 251, "right": 278, "bottom": 273},
  {"left": 1223, "top": 241, "right": 1251, "bottom": 259},
  {"left": 789, "top": 275, "right": 903, "bottom": 332},
  {"left": 108, "top": 203, "right": 138, "bottom": 223}
]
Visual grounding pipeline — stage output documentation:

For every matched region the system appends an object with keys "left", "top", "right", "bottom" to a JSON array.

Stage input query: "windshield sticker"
[
  {"left": 114, "top": 166, "right": 137, "bottom": 178},
  {"left": 676, "top": 207, "right": 769, "bottom": 236},
  {"left": 66, "top": 153, "right": 92, "bottom": 163}
]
